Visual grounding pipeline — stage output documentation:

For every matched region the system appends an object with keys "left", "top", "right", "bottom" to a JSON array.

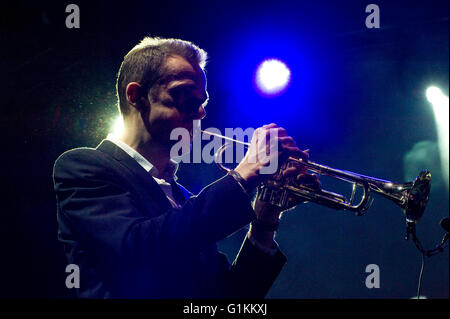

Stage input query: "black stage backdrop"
[{"left": 0, "top": 0, "right": 448, "bottom": 299}]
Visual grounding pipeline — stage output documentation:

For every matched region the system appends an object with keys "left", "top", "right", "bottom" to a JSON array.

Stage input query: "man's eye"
[
  {"left": 170, "top": 90, "right": 200, "bottom": 111},
  {"left": 170, "top": 87, "right": 185, "bottom": 102},
  {"left": 181, "top": 98, "right": 200, "bottom": 113}
]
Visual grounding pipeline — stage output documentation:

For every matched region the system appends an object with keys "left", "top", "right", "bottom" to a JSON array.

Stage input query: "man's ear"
[{"left": 125, "top": 82, "right": 146, "bottom": 111}]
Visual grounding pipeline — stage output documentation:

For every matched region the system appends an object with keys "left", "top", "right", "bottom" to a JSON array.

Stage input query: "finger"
[
  {"left": 280, "top": 145, "right": 302, "bottom": 157},
  {"left": 279, "top": 141, "right": 309, "bottom": 160},
  {"left": 252, "top": 125, "right": 276, "bottom": 143},
  {"left": 263, "top": 128, "right": 287, "bottom": 144},
  {"left": 297, "top": 149, "right": 309, "bottom": 160},
  {"left": 281, "top": 166, "right": 298, "bottom": 178},
  {"left": 274, "top": 127, "right": 287, "bottom": 137},
  {"left": 278, "top": 136, "right": 296, "bottom": 146},
  {"left": 280, "top": 145, "right": 309, "bottom": 160},
  {"left": 262, "top": 123, "right": 278, "bottom": 129},
  {"left": 281, "top": 165, "right": 307, "bottom": 178},
  {"left": 297, "top": 173, "right": 321, "bottom": 190},
  {"left": 297, "top": 173, "right": 318, "bottom": 183}
]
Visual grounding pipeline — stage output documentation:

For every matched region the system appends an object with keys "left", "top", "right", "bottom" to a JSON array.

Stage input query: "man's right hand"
[{"left": 234, "top": 123, "right": 309, "bottom": 190}]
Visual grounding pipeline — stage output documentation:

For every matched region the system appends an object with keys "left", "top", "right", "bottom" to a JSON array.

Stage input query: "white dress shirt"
[{"left": 106, "top": 134, "right": 181, "bottom": 209}]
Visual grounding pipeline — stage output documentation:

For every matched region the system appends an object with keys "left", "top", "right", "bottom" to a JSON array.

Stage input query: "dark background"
[{"left": 0, "top": 0, "right": 448, "bottom": 298}]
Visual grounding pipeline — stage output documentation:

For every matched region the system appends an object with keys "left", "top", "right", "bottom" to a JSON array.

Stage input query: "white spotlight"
[
  {"left": 426, "top": 85, "right": 449, "bottom": 188},
  {"left": 426, "top": 86, "right": 449, "bottom": 111},
  {"left": 255, "top": 59, "right": 291, "bottom": 95}
]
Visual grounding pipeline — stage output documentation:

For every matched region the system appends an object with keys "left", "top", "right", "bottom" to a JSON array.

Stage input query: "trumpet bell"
[{"left": 404, "top": 170, "right": 431, "bottom": 223}]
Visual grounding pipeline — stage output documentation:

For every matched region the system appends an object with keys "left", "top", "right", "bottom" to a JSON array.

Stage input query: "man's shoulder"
[
  {"left": 55, "top": 146, "right": 102, "bottom": 166},
  {"left": 57, "top": 146, "right": 97, "bottom": 157},
  {"left": 53, "top": 144, "right": 113, "bottom": 178}
]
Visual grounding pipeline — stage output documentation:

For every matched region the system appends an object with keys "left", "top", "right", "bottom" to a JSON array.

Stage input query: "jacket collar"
[
  {"left": 105, "top": 134, "right": 179, "bottom": 182},
  {"left": 96, "top": 139, "right": 176, "bottom": 212}
]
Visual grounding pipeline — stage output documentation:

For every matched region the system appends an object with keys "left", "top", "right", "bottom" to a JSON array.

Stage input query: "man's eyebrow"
[
  {"left": 162, "top": 70, "right": 196, "bottom": 83},
  {"left": 173, "top": 87, "right": 209, "bottom": 106}
]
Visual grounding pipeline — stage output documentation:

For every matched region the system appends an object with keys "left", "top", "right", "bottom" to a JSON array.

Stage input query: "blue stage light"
[{"left": 254, "top": 58, "right": 291, "bottom": 96}]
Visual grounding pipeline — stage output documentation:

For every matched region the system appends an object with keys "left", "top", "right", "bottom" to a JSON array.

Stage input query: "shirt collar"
[{"left": 106, "top": 133, "right": 178, "bottom": 182}]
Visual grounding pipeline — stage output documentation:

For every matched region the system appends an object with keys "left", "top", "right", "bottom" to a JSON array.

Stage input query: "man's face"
[{"left": 144, "top": 54, "right": 208, "bottom": 147}]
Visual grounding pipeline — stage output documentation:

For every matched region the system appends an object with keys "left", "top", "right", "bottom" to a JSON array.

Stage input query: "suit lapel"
[
  {"left": 170, "top": 181, "right": 188, "bottom": 205},
  {"left": 96, "top": 139, "right": 172, "bottom": 213}
]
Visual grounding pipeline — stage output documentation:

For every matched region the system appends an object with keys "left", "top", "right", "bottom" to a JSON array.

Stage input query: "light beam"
[{"left": 426, "top": 86, "right": 449, "bottom": 188}]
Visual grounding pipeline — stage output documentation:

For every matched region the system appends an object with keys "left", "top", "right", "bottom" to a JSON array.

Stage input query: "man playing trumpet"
[{"left": 53, "top": 37, "right": 319, "bottom": 298}]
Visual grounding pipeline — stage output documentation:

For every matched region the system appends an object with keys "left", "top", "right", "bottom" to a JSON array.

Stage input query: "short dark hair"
[{"left": 116, "top": 37, "right": 208, "bottom": 116}]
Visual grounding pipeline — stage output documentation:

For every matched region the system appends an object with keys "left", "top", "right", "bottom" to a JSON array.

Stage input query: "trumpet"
[{"left": 201, "top": 130, "right": 432, "bottom": 224}]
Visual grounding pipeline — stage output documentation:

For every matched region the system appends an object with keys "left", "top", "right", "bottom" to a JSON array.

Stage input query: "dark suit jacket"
[{"left": 53, "top": 140, "right": 286, "bottom": 298}]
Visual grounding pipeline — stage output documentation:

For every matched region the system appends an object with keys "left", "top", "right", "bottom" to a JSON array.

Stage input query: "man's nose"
[{"left": 191, "top": 105, "right": 206, "bottom": 120}]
